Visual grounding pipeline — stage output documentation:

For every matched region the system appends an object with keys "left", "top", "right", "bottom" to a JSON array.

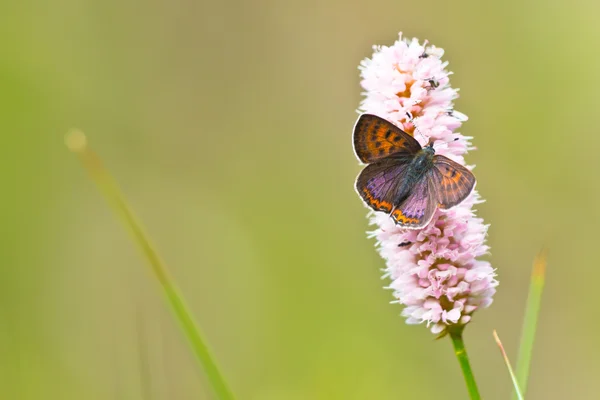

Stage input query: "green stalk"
[
  {"left": 449, "top": 327, "right": 481, "bottom": 400},
  {"left": 513, "top": 249, "right": 547, "bottom": 399},
  {"left": 66, "top": 130, "right": 235, "bottom": 400}
]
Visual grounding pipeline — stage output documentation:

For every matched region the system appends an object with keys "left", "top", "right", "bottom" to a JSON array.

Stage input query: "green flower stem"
[
  {"left": 66, "top": 130, "right": 235, "bottom": 400},
  {"left": 449, "top": 327, "right": 481, "bottom": 400}
]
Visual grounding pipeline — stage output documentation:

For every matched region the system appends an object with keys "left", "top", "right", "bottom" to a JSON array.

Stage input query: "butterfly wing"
[
  {"left": 391, "top": 171, "right": 438, "bottom": 228},
  {"left": 353, "top": 114, "right": 422, "bottom": 164},
  {"left": 431, "top": 155, "right": 476, "bottom": 209},
  {"left": 355, "top": 157, "right": 412, "bottom": 214}
]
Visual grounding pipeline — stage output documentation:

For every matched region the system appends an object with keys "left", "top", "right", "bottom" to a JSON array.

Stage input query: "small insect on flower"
[
  {"left": 425, "top": 78, "right": 440, "bottom": 90},
  {"left": 353, "top": 114, "right": 476, "bottom": 229},
  {"left": 447, "top": 109, "right": 469, "bottom": 122},
  {"left": 419, "top": 47, "right": 444, "bottom": 59}
]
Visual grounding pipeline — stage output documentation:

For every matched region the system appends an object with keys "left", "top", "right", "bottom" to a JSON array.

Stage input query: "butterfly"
[{"left": 353, "top": 113, "right": 476, "bottom": 229}]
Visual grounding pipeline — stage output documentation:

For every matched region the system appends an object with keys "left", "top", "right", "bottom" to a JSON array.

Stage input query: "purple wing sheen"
[
  {"left": 391, "top": 171, "right": 437, "bottom": 228},
  {"left": 355, "top": 158, "right": 411, "bottom": 213},
  {"left": 431, "top": 155, "right": 476, "bottom": 209},
  {"left": 353, "top": 114, "right": 422, "bottom": 164}
]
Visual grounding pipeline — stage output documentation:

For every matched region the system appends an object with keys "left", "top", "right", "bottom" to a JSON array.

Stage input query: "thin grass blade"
[
  {"left": 513, "top": 249, "right": 547, "bottom": 399},
  {"left": 493, "top": 330, "right": 524, "bottom": 400},
  {"left": 65, "top": 130, "right": 235, "bottom": 400}
]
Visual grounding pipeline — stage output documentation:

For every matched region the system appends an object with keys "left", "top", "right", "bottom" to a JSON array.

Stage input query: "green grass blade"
[
  {"left": 513, "top": 249, "right": 548, "bottom": 399},
  {"left": 66, "top": 130, "right": 236, "bottom": 400},
  {"left": 493, "top": 330, "right": 524, "bottom": 400}
]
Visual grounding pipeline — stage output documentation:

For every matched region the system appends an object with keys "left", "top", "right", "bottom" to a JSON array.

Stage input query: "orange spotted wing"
[
  {"left": 431, "top": 155, "right": 476, "bottom": 209},
  {"left": 353, "top": 113, "right": 476, "bottom": 229},
  {"left": 353, "top": 114, "right": 421, "bottom": 163}
]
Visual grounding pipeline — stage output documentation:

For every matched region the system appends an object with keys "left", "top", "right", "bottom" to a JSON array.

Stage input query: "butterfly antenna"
[{"left": 405, "top": 111, "right": 428, "bottom": 144}]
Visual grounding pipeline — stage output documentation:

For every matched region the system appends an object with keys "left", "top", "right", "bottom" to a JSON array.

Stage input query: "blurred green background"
[{"left": 2, "top": 0, "right": 599, "bottom": 399}]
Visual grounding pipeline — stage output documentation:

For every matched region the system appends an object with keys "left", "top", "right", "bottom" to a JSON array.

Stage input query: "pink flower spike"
[{"left": 357, "top": 34, "right": 497, "bottom": 335}]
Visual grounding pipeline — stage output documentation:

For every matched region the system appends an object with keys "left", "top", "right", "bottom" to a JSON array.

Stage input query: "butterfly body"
[
  {"left": 405, "top": 146, "right": 435, "bottom": 188},
  {"left": 353, "top": 114, "right": 476, "bottom": 229},
  {"left": 387, "top": 145, "right": 434, "bottom": 206}
]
